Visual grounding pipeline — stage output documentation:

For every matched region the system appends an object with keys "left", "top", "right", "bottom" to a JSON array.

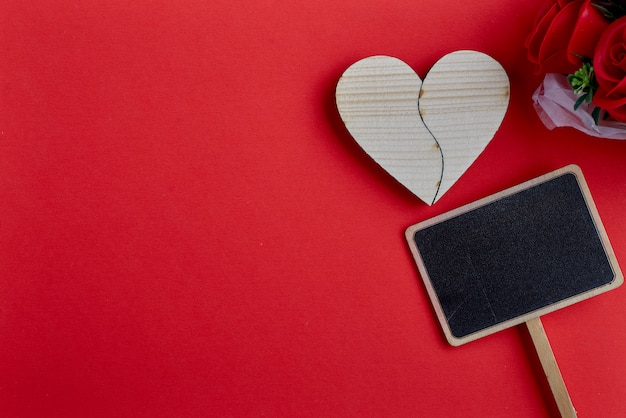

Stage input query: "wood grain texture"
[
  {"left": 420, "top": 51, "right": 509, "bottom": 201},
  {"left": 525, "top": 317, "right": 577, "bottom": 418},
  {"left": 336, "top": 51, "right": 509, "bottom": 205},
  {"left": 336, "top": 56, "right": 442, "bottom": 204}
]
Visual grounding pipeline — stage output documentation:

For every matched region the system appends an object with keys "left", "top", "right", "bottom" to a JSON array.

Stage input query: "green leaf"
[
  {"left": 568, "top": 62, "right": 600, "bottom": 117},
  {"left": 574, "top": 95, "right": 587, "bottom": 110},
  {"left": 591, "top": 107, "right": 601, "bottom": 125}
]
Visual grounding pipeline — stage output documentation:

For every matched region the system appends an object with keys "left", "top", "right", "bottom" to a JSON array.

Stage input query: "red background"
[{"left": 1, "top": 1, "right": 625, "bottom": 417}]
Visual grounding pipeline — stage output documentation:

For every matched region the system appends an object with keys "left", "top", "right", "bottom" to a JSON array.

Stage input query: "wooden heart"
[
  {"left": 335, "top": 55, "right": 442, "bottom": 204},
  {"left": 335, "top": 51, "right": 509, "bottom": 205}
]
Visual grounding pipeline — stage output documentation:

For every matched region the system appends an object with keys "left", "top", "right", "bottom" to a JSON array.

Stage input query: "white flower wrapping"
[{"left": 533, "top": 73, "right": 626, "bottom": 140}]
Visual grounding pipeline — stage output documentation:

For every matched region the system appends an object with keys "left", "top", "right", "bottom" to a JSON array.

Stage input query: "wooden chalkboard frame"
[{"left": 405, "top": 165, "right": 623, "bottom": 347}]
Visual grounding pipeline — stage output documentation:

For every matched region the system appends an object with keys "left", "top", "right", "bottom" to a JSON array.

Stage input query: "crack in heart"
[
  {"left": 336, "top": 51, "right": 509, "bottom": 205},
  {"left": 417, "top": 87, "right": 444, "bottom": 203}
]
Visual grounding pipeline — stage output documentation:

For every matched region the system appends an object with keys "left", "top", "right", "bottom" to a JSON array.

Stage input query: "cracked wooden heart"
[{"left": 335, "top": 51, "right": 509, "bottom": 205}]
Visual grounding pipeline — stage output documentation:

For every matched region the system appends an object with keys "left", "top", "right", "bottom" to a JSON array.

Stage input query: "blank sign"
[{"left": 406, "top": 165, "right": 623, "bottom": 346}]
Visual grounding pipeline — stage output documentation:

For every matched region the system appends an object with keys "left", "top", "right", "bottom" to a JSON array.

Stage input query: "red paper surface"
[{"left": 1, "top": 1, "right": 625, "bottom": 417}]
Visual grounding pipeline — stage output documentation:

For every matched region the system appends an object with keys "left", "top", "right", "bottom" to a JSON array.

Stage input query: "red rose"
[
  {"left": 593, "top": 16, "right": 626, "bottom": 122},
  {"left": 526, "top": 0, "right": 610, "bottom": 73}
]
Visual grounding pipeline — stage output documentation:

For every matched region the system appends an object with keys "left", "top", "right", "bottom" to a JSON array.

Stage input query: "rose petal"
[
  {"left": 594, "top": 17, "right": 626, "bottom": 83},
  {"left": 539, "top": 50, "right": 581, "bottom": 74},
  {"left": 537, "top": 0, "right": 584, "bottom": 72},
  {"left": 609, "top": 42, "right": 626, "bottom": 71},
  {"left": 608, "top": 75, "right": 626, "bottom": 96},
  {"left": 593, "top": 79, "right": 626, "bottom": 108},
  {"left": 606, "top": 106, "right": 626, "bottom": 122},
  {"left": 567, "top": 0, "right": 611, "bottom": 63},
  {"left": 594, "top": 91, "right": 626, "bottom": 108},
  {"left": 526, "top": 4, "right": 560, "bottom": 63}
]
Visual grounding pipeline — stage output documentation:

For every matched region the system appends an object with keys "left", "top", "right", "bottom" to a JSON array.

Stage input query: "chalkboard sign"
[{"left": 406, "top": 165, "right": 623, "bottom": 346}]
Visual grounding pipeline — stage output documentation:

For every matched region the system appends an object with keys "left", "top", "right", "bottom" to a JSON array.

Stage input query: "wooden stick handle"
[{"left": 525, "top": 317, "right": 577, "bottom": 418}]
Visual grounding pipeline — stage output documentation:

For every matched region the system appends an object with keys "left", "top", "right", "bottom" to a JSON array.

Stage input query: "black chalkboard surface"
[{"left": 406, "top": 165, "right": 623, "bottom": 346}]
